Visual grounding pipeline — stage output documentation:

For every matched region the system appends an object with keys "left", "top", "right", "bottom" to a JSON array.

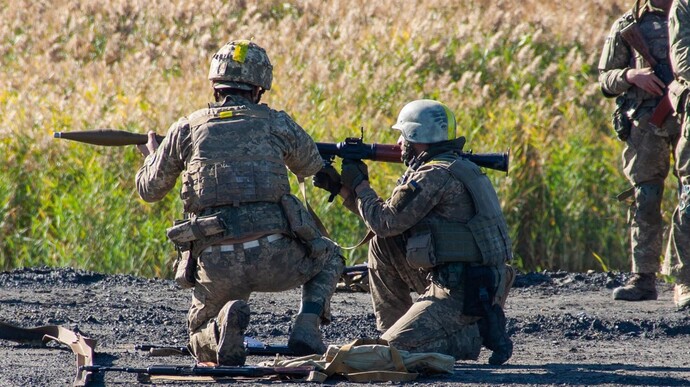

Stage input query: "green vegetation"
[{"left": 0, "top": 1, "right": 673, "bottom": 276}]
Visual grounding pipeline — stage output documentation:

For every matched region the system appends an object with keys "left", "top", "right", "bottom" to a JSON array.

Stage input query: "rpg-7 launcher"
[{"left": 54, "top": 129, "right": 509, "bottom": 173}]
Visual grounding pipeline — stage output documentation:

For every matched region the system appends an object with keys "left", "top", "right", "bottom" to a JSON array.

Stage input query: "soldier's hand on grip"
[
  {"left": 341, "top": 159, "right": 369, "bottom": 190},
  {"left": 625, "top": 68, "right": 665, "bottom": 96},
  {"left": 314, "top": 165, "right": 342, "bottom": 202}
]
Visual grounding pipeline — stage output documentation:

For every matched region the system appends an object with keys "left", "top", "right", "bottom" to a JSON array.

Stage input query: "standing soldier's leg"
[
  {"left": 368, "top": 235, "right": 429, "bottom": 332},
  {"left": 664, "top": 133, "right": 690, "bottom": 308},
  {"left": 614, "top": 118, "right": 672, "bottom": 301}
]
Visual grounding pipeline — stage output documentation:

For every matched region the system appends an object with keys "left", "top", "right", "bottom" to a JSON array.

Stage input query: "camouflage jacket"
[
  {"left": 670, "top": 0, "right": 690, "bottom": 83},
  {"left": 353, "top": 153, "right": 476, "bottom": 239},
  {"left": 598, "top": 6, "right": 672, "bottom": 103}
]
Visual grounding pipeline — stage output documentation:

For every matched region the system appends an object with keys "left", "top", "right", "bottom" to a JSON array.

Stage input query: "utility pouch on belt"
[
  {"left": 172, "top": 249, "right": 196, "bottom": 289},
  {"left": 463, "top": 266, "right": 496, "bottom": 317},
  {"left": 166, "top": 214, "right": 226, "bottom": 243},
  {"left": 612, "top": 96, "right": 632, "bottom": 141},
  {"left": 280, "top": 194, "right": 327, "bottom": 258},
  {"left": 405, "top": 233, "right": 436, "bottom": 269},
  {"left": 167, "top": 214, "right": 225, "bottom": 289}
]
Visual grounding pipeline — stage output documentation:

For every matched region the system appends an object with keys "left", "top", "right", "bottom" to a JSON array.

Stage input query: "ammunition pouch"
[
  {"left": 612, "top": 96, "right": 632, "bottom": 141},
  {"left": 167, "top": 214, "right": 226, "bottom": 289},
  {"left": 405, "top": 232, "right": 436, "bottom": 269},
  {"left": 172, "top": 249, "right": 196, "bottom": 289},
  {"left": 166, "top": 214, "right": 226, "bottom": 243},
  {"left": 280, "top": 194, "right": 330, "bottom": 259}
]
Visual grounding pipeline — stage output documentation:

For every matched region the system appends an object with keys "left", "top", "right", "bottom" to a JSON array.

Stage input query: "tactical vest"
[
  {"left": 410, "top": 157, "right": 512, "bottom": 267},
  {"left": 180, "top": 102, "right": 291, "bottom": 214}
]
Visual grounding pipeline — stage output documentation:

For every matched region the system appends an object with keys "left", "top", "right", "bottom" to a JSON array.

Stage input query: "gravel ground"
[{"left": 1, "top": 266, "right": 689, "bottom": 386}]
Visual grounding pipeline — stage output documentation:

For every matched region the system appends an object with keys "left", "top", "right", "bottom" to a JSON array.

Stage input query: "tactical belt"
[{"left": 201, "top": 233, "right": 284, "bottom": 253}]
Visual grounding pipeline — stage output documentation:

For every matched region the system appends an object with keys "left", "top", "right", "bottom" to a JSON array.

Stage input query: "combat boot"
[
  {"left": 478, "top": 304, "right": 513, "bottom": 365},
  {"left": 612, "top": 273, "right": 657, "bottom": 301},
  {"left": 674, "top": 283, "right": 690, "bottom": 309},
  {"left": 288, "top": 313, "right": 326, "bottom": 355},
  {"left": 216, "top": 300, "right": 250, "bottom": 366}
]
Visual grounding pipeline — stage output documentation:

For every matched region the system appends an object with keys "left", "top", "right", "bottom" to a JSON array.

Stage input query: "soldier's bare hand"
[
  {"left": 625, "top": 68, "right": 665, "bottom": 96},
  {"left": 137, "top": 131, "right": 160, "bottom": 157}
]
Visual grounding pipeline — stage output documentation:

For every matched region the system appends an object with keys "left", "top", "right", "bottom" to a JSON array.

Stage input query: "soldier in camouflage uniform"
[
  {"left": 315, "top": 100, "right": 515, "bottom": 365},
  {"left": 135, "top": 40, "right": 344, "bottom": 365},
  {"left": 665, "top": 0, "right": 690, "bottom": 309},
  {"left": 598, "top": 0, "right": 680, "bottom": 301}
]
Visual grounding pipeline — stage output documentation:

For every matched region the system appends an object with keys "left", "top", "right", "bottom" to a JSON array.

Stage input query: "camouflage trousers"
[
  {"left": 663, "top": 129, "right": 690, "bottom": 285},
  {"left": 622, "top": 113, "right": 680, "bottom": 273},
  {"left": 368, "top": 235, "right": 511, "bottom": 361},
  {"left": 187, "top": 234, "right": 342, "bottom": 363}
]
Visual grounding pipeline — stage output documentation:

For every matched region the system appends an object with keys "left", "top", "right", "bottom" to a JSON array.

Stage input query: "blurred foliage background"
[{"left": 1, "top": 0, "right": 672, "bottom": 277}]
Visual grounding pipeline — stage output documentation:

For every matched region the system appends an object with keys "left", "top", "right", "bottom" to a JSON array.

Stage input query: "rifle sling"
[{"left": 298, "top": 177, "right": 374, "bottom": 250}]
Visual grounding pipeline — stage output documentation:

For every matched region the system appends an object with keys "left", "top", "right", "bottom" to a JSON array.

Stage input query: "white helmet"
[{"left": 392, "top": 99, "right": 456, "bottom": 143}]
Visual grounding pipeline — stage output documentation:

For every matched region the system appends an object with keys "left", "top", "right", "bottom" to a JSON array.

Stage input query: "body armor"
[
  {"left": 410, "top": 157, "right": 512, "bottom": 267},
  {"left": 181, "top": 103, "right": 290, "bottom": 213}
]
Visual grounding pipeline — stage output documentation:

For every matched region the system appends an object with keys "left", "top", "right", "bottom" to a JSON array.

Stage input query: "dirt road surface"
[{"left": 1, "top": 267, "right": 689, "bottom": 386}]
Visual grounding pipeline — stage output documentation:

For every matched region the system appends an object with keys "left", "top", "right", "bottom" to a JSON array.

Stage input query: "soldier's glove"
[
  {"left": 341, "top": 159, "right": 369, "bottom": 190},
  {"left": 314, "top": 165, "right": 342, "bottom": 202}
]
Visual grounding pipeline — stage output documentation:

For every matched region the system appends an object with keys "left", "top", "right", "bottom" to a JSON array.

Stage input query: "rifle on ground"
[
  {"left": 82, "top": 364, "right": 315, "bottom": 383},
  {"left": 620, "top": 20, "right": 674, "bottom": 128},
  {"left": 135, "top": 336, "right": 295, "bottom": 357},
  {"left": 54, "top": 129, "right": 510, "bottom": 173}
]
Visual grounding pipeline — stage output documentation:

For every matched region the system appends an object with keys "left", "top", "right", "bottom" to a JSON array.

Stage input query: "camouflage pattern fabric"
[
  {"left": 188, "top": 236, "right": 342, "bottom": 362},
  {"left": 353, "top": 153, "right": 508, "bottom": 360},
  {"left": 598, "top": 6, "right": 681, "bottom": 274},
  {"left": 136, "top": 94, "right": 342, "bottom": 363},
  {"left": 369, "top": 235, "right": 483, "bottom": 360},
  {"left": 665, "top": 0, "right": 690, "bottom": 285},
  {"left": 208, "top": 40, "right": 273, "bottom": 90}
]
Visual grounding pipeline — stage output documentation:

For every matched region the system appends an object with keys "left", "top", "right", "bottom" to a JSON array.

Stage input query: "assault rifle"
[
  {"left": 135, "top": 335, "right": 295, "bottom": 357},
  {"left": 620, "top": 20, "right": 674, "bottom": 128},
  {"left": 82, "top": 364, "right": 314, "bottom": 383},
  {"left": 54, "top": 129, "right": 510, "bottom": 173}
]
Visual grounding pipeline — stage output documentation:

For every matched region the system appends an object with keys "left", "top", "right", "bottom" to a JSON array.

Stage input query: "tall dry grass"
[{"left": 1, "top": 0, "right": 661, "bottom": 276}]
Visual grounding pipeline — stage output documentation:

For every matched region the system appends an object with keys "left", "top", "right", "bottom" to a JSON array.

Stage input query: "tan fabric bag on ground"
[{"left": 261, "top": 338, "right": 455, "bottom": 382}]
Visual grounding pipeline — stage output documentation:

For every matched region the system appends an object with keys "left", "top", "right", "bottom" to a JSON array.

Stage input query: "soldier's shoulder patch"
[{"left": 389, "top": 179, "right": 421, "bottom": 211}]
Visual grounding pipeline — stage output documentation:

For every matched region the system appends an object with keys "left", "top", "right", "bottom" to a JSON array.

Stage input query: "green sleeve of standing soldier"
[
  {"left": 670, "top": 0, "right": 690, "bottom": 83},
  {"left": 598, "top": 13, "right": 635, "bottom": 97}
]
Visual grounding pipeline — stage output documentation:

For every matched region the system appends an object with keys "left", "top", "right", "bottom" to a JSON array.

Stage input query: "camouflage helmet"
[
  {"left": 392, "top": 99, "right": 456, "bottom": 144},
  {"left": 208, "top": 40, "right": 273, "bottom": 91}
]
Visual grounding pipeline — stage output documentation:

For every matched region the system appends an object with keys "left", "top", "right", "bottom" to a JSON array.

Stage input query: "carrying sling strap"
[
  {"left": 0, "top": 320, "right": 96, "bottom": 386},
  {"left": 298, "top": 177, "right": 375, "bottom": 250}
]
